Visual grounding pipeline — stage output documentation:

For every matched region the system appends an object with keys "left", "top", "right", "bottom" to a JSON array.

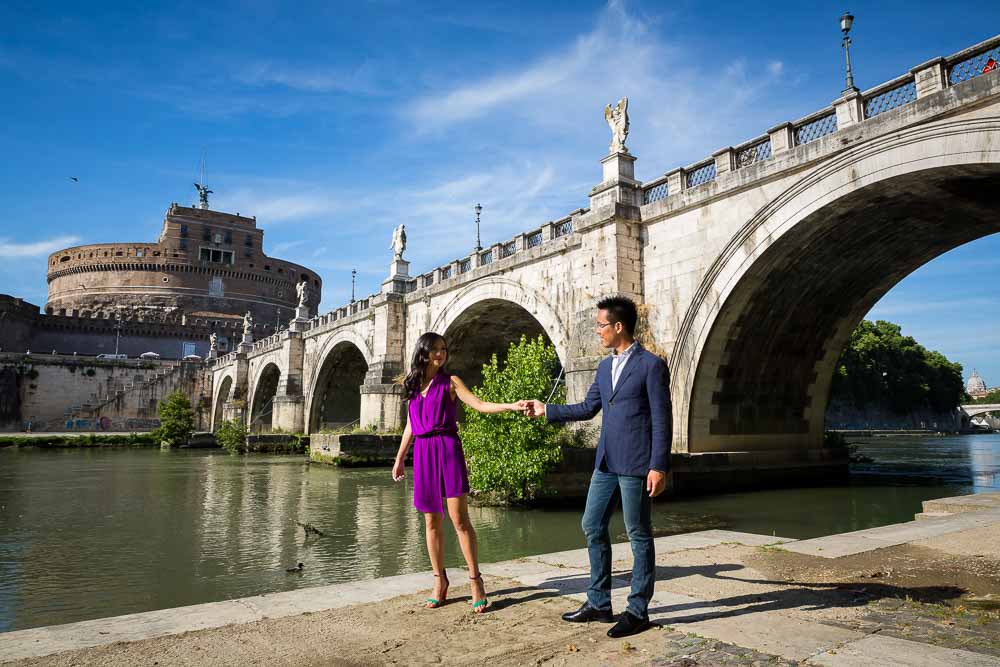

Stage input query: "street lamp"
[
  {"left": 840, "top": 11, "right": 858, "bottom": 94},
  {"left": 474, "top": 203, "right": 483, "bottom": 253},
  {"left": 113, "top": 310, "right": 122, "bottom": 357},
  {"left": 351, "top": 269, "right": 357, "bottom": 303}
]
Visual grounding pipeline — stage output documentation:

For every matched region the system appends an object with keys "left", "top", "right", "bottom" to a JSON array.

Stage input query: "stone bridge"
[
  {"left": 961, "top": 404, "right": 1000, "bottom": 423},
  {"left": 210, "top": 35, "right": 1000, "bottom": 479}
]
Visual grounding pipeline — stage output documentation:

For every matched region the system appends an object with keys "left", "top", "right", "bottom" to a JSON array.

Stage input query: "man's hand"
[
  {"left": 646, "top": 470, "right": 667, "bottom": 497},
  {"left": 524, "top": 400, "right": 546, "bottom": 418}
]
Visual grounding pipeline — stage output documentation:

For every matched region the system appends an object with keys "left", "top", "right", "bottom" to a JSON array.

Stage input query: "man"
[{"left": 525, "top": 295, "right": 671, "bottom": 638}]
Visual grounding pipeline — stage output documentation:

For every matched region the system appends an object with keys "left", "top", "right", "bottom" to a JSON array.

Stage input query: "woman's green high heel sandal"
[
  {"left": 470, "top": 573, "right": 489, "bottom": 613},
  {"left": 425, "top": 571, "right": 448, "bottom": 609}
]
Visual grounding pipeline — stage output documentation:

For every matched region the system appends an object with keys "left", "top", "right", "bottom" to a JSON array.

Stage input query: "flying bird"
[{"left": 69, "top": 177, "right": 79, "bottom": 182}]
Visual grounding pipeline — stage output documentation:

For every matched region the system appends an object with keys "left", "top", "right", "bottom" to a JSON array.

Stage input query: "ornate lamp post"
[
  {"left": 840, "top": 11, "right": 859, "bottom": 94},
  {"left": 351, "top": 269, "right": 357, "bottom": 303},
  {"left": 474, "top": 203, "right": 483, "bottom": 253}
]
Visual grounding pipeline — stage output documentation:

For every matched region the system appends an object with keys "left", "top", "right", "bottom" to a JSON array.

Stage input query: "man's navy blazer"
[{"left": 546, "top": 344, "right": 672, "bottom": 477}]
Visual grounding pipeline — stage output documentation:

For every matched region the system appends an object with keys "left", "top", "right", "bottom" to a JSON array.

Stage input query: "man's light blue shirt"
[{"left": 611, "top": 341, "right": 638, "bottom": 391}]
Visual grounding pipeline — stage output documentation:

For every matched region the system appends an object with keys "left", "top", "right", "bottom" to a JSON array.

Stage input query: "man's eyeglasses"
[{"left": 595, "top": 321, "right": 614, "bottom": 330}]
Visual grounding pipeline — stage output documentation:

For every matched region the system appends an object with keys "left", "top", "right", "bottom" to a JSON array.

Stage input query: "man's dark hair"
[{"left": 597, "top": 295, "right": 638, "bottom": 337}]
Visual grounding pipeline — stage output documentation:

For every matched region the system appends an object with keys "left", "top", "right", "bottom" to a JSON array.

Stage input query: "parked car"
[
  {"left": 182, "top": 354, "right": 203, "bottom": 362},
  {"left": 96, "top": 353, "right": 128, "bottom": 359},
  {"left": 139, "top": 351, "right": 161, "bottom": 359}
]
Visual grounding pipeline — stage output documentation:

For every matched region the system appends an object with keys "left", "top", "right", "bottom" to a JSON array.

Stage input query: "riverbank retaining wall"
[{"left": 0, "top": 353, "right": 208, "bottom": 432}]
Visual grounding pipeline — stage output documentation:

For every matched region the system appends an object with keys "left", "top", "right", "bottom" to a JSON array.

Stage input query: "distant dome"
[{"left": 967, "top": 369, "right": 987, "bottom": 394}]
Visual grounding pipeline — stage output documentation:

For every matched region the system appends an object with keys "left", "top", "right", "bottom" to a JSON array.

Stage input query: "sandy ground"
[{"left": 8, "top": 538, "right": 1000, "bottom": 667}]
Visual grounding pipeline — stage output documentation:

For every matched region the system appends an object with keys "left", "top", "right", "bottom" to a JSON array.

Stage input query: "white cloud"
[
  {"left": 0, "top": 235, "right": 81, "bottom": 258},
  {"left": 403, "top": 0, "right": 789, "bottom": 178},
  {"left": 237, "top": 60, "right": 385, "bottom": 95},
  {"left": 269, "top": 240, "right": 305, "bottom": 254}
]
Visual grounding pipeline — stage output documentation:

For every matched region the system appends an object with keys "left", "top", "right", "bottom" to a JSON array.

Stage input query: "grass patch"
[{"left": 0, "top": 433, "right": 160, "bottom": 448}]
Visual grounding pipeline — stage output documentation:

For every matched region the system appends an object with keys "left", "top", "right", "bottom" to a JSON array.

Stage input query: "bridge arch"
[
  {"left": 304, "top": 332, "right": 372, "bottom": 433},
  {"left": 212, "top": 373, "right": 234, "bottom": 431},
  {"left": 962, "top": 405, "right": 1000, "bottom": 419},
  {"left": 248, "top": 362, "right": 281, "bottom": 433},
  {"left": 430, "top": 278, "right": 569, "bottom": 391},
  {"left": 672, "top": 117, "right": 1000, "bottom": 454}
]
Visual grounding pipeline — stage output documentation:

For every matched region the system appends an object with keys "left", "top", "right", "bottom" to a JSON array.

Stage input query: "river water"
[{"left": 1, "top": 434, "right": 998, "bottom": 633}]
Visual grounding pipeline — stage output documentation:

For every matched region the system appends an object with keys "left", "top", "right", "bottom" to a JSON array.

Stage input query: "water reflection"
[{"left": 0, "top": 433, "right": 997, "bottom": 633}]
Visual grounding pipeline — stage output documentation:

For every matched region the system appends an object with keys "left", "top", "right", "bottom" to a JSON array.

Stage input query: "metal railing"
[
  {"left": 526, "top": 230, "right": 544, "bottom": 249},
  {"left": 642, "top": 178, "right": 669, "bottom": 204},
  {"left": 947, "top": 37, "right": 1000, "bottom": 85},
  {"left": 500, "top": 240, "right": 516, "bottom": 259},
  {"left": 553, "top": 219, "right": 573, "bottom": 238},
  {"left": 863, "top": 75, "right": 917, "bottom": 119},
  {"left": 685, "top": 161, "right": 717, "bottom": 188},
  {"left": 794, "top": 109, "right": 838, "bottom": 145},
  {"left": 480, "top": 249, "right": 493, "bottom": 266},
  {"left": 735, "top": 137, "right": 772, "bottom": 169},
  {"left": 459, "top": 258, "right": 472, "bottom": 274}
]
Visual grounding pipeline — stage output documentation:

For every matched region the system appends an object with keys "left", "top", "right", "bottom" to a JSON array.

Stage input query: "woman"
[{"left": 392, "top": 332, "right": 524, "bottom": 613}]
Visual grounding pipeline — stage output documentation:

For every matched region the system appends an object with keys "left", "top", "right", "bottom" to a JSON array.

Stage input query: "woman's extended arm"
[
  {"left": 392, "top": 418, "right": 414, "bottom": 481},
  {"left": 451, "top": 375, "right": 524, "bottom": 414}
]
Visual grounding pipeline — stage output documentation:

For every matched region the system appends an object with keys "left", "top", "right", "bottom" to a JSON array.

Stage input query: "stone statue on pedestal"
[
  {"left": 296, "top": 280, "right": 311, "bottom": 309},
  {"left": 390, "top": 224, "right": 407, "bottom": 260},
  {"left": 604, "top": 97, "right": 629, "bottom": 154},
  {"left": 209, "top": 332, "right": 218, "bottom": 357},
  {"left": 242, "top": 311, "right": 253, "bottom": 337}
]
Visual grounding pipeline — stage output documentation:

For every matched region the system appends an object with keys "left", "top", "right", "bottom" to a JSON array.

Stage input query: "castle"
[{"left": 2, "top": 203, "right": 322, "bottom": 360}]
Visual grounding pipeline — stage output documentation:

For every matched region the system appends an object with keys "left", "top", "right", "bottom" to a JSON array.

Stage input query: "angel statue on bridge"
[
  {"left": 390, "top": 224, "right": 407, "bottom": 260},
  {"left": 604, "top": 97, "right": 629, "bottom": 154},
  {"left": 242, "top": 311, "right": 254, "bottom": 337},
  {"left": 296, "top": 279, "right": 311, "bottom": 308}
]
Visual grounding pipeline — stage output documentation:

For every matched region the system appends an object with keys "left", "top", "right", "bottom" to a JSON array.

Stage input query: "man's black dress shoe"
[
  {"left": 607, "top": 611, "right": 651, "bottom": 638},
  {"left": 561, "top": 602, "right": 614, "bottom": 623}
]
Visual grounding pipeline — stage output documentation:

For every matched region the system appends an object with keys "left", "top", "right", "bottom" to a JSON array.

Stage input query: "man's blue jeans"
[{"left": 581, "top": 468, "right": 654, "bottom": 619}]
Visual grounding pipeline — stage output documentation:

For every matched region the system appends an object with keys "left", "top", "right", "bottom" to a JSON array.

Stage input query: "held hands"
[{"left": 515, "top": 399, "right": 546, "bottom": 418}]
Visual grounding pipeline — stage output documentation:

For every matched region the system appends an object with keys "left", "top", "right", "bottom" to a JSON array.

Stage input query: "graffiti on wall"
[{"left": 60, "top": 417, "right": 161, "bottom": 431}]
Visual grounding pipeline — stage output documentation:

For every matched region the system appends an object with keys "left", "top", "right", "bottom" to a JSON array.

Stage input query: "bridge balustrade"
[{"left": 948, "top": 37, "right": 1000, "bottom": 84}]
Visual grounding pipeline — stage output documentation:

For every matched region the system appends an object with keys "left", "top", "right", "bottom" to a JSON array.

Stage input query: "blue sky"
[{"left": 1, "top": 1, "right": 998, "bottom": 386}]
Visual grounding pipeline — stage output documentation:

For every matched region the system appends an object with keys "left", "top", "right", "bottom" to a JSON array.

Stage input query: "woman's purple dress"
[{"left": 409, "top": 371, "right": 471, "bottom": 513}]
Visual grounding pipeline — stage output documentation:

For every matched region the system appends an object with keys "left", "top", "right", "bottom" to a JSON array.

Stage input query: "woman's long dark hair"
[{"left": 403, "top": 332, "right": 447, "bottom": 397}]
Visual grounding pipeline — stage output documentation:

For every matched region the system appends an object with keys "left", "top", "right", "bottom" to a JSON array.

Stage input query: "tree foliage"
[
  {"left": 459, "top": 335, "right": 564, "bottom": 503},
  {"left": 155, "top": 390, "right": 195, "bottom": 445},
  {"left": 215, "top": 418, "right": 248, "bottom": 453},
  {"left": 830, "top": 320, "right": 964, "bottom": 414}
]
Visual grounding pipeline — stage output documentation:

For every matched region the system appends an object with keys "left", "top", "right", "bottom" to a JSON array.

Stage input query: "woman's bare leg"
[
  {"left": 424, "top": 512, "right": 447, "bottom": 604},
  {"left": 446, "top": 496, "right": 486, "bottom": 605}
]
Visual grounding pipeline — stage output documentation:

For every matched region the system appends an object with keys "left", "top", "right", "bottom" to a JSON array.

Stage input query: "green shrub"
[
  {"left": 216, "top": 419, "right": 248, "bottom": 454},
  {"left": 288, "top": 432, "right": 308, "bottom": 453},
  {"left": 459, "top": 335, "right": 565, "bottom": 503},
  {"left": 154, "top": 390, "right": 195, "bottom": 446}
]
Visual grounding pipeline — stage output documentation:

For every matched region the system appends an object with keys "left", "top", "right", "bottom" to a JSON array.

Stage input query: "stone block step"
[{"left": 922, "top": 492, "right": 1000, "bottom": 515}]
